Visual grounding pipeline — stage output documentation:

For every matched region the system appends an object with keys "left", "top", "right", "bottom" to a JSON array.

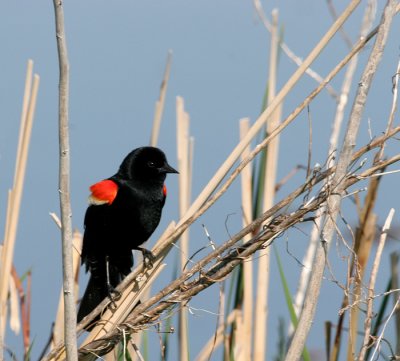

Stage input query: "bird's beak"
[{"left": 162, "top": 163, "right": 179, "bottom": 174}]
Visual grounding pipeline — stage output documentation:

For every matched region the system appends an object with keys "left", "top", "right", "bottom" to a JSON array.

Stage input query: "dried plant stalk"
[
  {"left": 238, "top": 118, "right": 253, "bottom": 361},
  {"left": 176, "top": 96, "right": 192, "bottom": 361},
  {"left": 178, "top": 0, "right": 361, "bottom": 229},
  {"left": 254, "top": 10, "right": 281, "bottom": 360},
  {"left": 284, "top": 1, "right": 397, "bottom": 360},
  {"left": 150, "top": 51, "right": 172, "bottom": 147},
  {"left": 52, "top": 230, "right": 82, "bottom": 349},
  {"left": 358, "top": 208, "right": 395, "bottom": 361},
  {"left": 0, "top": 63, "right": 38, "bottom": 349},
  {"left": 194, "top": 311, "right": 238, "bottom": 361},
  {"left": 52, "top": 0, "right": 77, "bottom": 359}
]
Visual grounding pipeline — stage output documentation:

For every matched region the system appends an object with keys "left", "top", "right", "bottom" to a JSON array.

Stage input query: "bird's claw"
[
  {"left": 107, "top": 285, "right": 121, "bottom": 309},
  {"left": 140, "top": 248, "right": 156, "bottom": 269}
]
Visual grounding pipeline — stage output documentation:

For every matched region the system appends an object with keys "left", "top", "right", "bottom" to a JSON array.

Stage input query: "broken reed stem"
[
  {"left": 150, "top": 51, "right": 172, "bottom": 147},
  {"left": 52, "top": 1, "right": 77, "bottom": 360},
  {"left": 358, "top": 208, "right": 395, "bottom": 361},
  {"left": 0, "top": 61, "right": 38, "bottom": 356},
  {"left": 284, "top": 2, "right": 397, "bottom": 360}
]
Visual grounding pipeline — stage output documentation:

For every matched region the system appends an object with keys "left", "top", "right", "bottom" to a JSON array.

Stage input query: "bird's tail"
[{"left": 77, "top": 274, "right": 107, "bottom": 325}]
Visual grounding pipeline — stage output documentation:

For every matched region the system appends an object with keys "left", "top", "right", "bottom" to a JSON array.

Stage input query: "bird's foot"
[
  {"left": 138, "top": 247, "right": 156, "bottom": 269},
  {"left": 107, "top": 284, "right": 121, "bottom": 309}
]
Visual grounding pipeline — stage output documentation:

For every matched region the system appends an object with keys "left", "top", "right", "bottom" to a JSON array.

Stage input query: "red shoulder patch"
[
  {"left": 163, "top": 184, "right": 167, "bottom": 197},
  {"left": 88, "top": 180, "right": 118, "bottom": 205}
]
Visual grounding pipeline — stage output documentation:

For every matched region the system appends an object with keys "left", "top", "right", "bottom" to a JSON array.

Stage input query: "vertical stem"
[
  {"left": 284, "top": 1, "right": 397, "bottom": 360},
  {"left": 254, "top": 9, "right": 281, "bottom": 360},
  {"left": 52, "top": 1, "right": 77, "bottom": 360}
]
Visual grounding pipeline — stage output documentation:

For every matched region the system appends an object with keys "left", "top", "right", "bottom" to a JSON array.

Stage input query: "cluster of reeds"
[{"left": 1, "top": 1, "right": 400, "bottom": 361}]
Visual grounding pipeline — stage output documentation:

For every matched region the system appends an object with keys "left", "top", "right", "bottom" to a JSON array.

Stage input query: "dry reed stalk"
[
  {"left": 177, "top": 0, "right": 361, "bottom": 230},
  {"left": 253, "top": 0, "right": 338, "bottom": 100},
  {"left": 348, "top": 52, "right": 400, "bottom": 361},
  {"left": 176, "top": 95, "right": 192, "bottom": 361},
  {"left": 238, "top": 118, "right": 253, "bottom": 361},
  {"left": 284, "top": 2, "right": 397, "bottom": 360},
  {"left": 52, "top": 230, "right": 82, "bottom": 349},
  {"left": 52, "top": 0, "right": 77, "bottom": 359},
  {"left": 194, "top": 312, "right": 243, "bottom": 361},
  {"left": 9, "top": 271, "right": 20, "bottom": 336},
  {"left": 293, "top": 2, "right": 377, "bottom": 336},
  {"left": 150, "top": 51, "right": 172, "bottom": 147},
  {"left": 254, "top": 10, "right": 281, "bottom": 360},
  {"left": 0, "top": 61, "right": 38, "bottom": 352},
  {"left": 357, "top": 208, "right": 395, "bottom": 361},
  {"left": 11, "top": 267, "right": 32, "bottom": 358},
  {"left": 346, "top": 178, "right": 379, "bottom": 360},
  {"left": 390, "top": 253, "right": 400, "bottom": 356}
]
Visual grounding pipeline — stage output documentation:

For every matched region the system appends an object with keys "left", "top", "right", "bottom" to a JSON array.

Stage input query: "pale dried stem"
[
  {"left": 391, "top": 253, "right": 400, "bottom": 356},
  {"left": 178, "top": 0, "right": 360, "bottom": 230},
  {"left": 376, "top": 58, "right": 400, "bottom": 160},
  {"left": 284, "top": 1, "right": 397, "bottom": 360},
  {"left": 176, "top": 96, "right": 192, "bottom": 361},
  {"left": 0, "top": 62, "right": 38, "bottom": 356},
  {"left": 52, "top": 231, "right": 82, "bottom": 349},
  {"left": 254, "top": 9, "right": 281, "bottom": 360},
  {"left": 237, "top": 118, "right": 253, "bottom": 361},
  {"left": 52, "top": 0, "right": 77, "bottom": 359},
  {"left": 358, "top": 208, "right": 395, "bottom": 361},
  {"left": 293, "top": 0, "right": 376, "bottom": 343},
  {"left": 194, "top": 310, "right": 237, "bottom": 361},
  {"left": 253, "top": 0, "right": 339, "bottom": 100},
  {"left": 150, "top": 51, "right": 172, "bottom": 147}
]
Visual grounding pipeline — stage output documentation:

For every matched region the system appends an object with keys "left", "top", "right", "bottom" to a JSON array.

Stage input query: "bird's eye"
[{"left": 147, "top": 161, "right": 156, "bottom": 168}]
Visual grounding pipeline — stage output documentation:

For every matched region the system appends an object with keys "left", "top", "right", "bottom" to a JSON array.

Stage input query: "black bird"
[{"left": 77, "top": 146, "right": 178, "bottom": 323}]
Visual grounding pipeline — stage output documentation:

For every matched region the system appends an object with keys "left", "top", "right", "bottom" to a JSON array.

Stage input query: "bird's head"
[{"left": 118, "top": 146, "right": 178, "bottom": 183}]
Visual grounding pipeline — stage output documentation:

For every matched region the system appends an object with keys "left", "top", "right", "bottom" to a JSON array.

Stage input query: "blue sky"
[{"left": 1, "top": 1, "right": 400, "bottom": 360}]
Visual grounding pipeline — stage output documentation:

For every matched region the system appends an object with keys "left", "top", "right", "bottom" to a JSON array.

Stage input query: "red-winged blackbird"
[{"left": 77, "top": 146, "right": 178, "bottom": 323}]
